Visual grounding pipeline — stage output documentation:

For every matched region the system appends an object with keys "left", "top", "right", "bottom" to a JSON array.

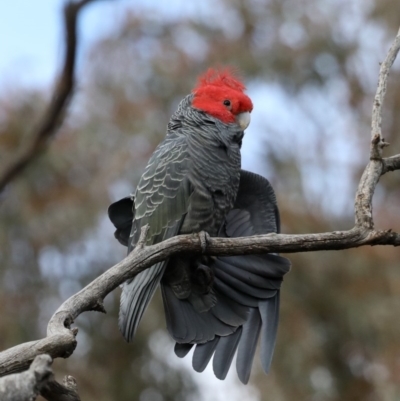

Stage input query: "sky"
[
  {"left": 0, "top": 0, "right": 236, "bottom": 89},
  {"left": 0, "top": 0, "right": 131, "bottom": 89}
]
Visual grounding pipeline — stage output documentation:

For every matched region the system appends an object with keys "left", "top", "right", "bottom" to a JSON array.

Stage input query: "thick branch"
[
  {"left": 0, "top": 354, "right": 81, "bottom": 401},
  {"left": 0, "top": 0, "right": 98, "bottom": 193},
  {"left": 1, "top": 223, "right": 399, "bottom": 376},
  {"left": 0, "top": 355, "right": 52, "bottom": 401}
]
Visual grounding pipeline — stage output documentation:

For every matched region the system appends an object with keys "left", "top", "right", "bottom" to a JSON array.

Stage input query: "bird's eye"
[{"left": 223, "top": 100, "right": 231, "bottom": 106}]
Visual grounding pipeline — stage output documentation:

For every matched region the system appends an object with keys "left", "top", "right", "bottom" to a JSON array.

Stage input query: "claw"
[{"left": 198, "top": 231, "right": 210, "bottom": 253}]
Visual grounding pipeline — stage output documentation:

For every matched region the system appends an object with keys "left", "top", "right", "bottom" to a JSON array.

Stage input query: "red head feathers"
[{"left": 191, "top": 67, "right": 253, "bottom": 125}]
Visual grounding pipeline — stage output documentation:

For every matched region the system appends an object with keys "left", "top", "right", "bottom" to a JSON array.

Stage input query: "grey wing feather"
[
  {"left": 192, "top": 337, "right": 220, "bottom": 373},
  {"left": 213, "top": 328, "right": 242, "bottom": 380},
  {"left": 210, "top": 292, "right": 249, "bottom": 327},
  {"left": 236, "top": 308, "right": 262, "bottom": 384},
  {"left": 233, "top": 169, "right": 281, "bottom": 235},
  {"left": 220, "top": 254, "right": 291, "bottom": 279},
  {"left": 215, "top": 257, "right": 284, "bottom": 289},
  {"left": 119, "top": 263, "right": 165, "bottom": 341},
  {"left": 213, "top": 277, "right": 259, "bottom": 307},
  {"left": 174, "top": 343, "right": 193, "bottom": 358},
  {"left": 183, "top": 170, "right": 291, "bottom": 381},
  {"left": 259, "top": 293, "right": 280, "bottom": 374},
  {"left": 119, "top": 135, "right": 192, "bottom": 342},
  {"left": 162, "top": 283, "right": 237, "bottom": 343}
]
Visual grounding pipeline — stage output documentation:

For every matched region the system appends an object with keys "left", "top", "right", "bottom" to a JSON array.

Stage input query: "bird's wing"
[
  {"left": 108, "top": 196, "right": 134, "bottom": 247},
  {"left": 109, "top": 169, "right": 291, "bottom": 383},
  {"left": 174, "top": 170, "right": 291, "bottom": 383},
  {"left": 118, "top": 135, "right": 192, "bottom": 342}
]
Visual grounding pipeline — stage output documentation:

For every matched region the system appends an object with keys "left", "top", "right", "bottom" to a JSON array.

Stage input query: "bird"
[{"left": 108, "top": 68, "right": 291, "bottom": 384}]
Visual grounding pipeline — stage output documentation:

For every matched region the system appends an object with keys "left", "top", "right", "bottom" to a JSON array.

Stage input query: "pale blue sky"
[
  {"left": 0, "top": 0, "right": 132, "bottom": 89},
  {"left": 0, "top": 0, "right": 228, "bottom": 89}
]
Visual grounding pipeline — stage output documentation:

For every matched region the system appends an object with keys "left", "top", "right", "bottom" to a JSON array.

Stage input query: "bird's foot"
[
  {"left": 198, "top": 231, "right": 210, "bottom": 253},
  {"left": 193, "top": 263, "right": 214, "bottom": 291}
]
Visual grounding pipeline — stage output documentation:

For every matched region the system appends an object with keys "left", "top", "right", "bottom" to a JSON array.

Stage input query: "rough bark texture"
[
  {"left": 41, "top": 375, "right": 81, "bottom": 401},
  {"left": 0, "top": 354, "right": 81, "bottom": 401},
  {"left": 0, "top": 355, "right": 52, "bottom": 401}
]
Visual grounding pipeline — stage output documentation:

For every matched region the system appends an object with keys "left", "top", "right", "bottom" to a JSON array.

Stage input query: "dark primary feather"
[
  {"left": 213, "top": 327, "right": 242, "bottom": 380},
  {"left": 109, "top": 169, "right": 291, "bottom": 384},
  {"left": 206, "top": 170, "right": 290, "bottom": 383},
  {"left": 259, "top": 294, "right": 280, "bottom": 373},
  {"left": 108, "top": 196, "right": 134, "bottom": 246},
  {"left": 170, "top": 170, "right": 291, "bottom": 383},
  {"left": 236, "top": 308, "right": 262, "bottom": 384}
]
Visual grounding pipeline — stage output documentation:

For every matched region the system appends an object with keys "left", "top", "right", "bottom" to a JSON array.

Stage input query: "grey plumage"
[
  {"left": 117, "top": 94, "right": 245, "bottom": 342},
  {"left": 109, "top": 169, "right": 291, "bottom": 383},
  {"left": 108, "top": 79, "right": 291, "bottom": 383}
]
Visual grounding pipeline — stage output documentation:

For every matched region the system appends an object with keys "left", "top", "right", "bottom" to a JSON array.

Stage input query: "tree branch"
[
  {"left": 41, "top": 374, "right": 81, "bottom": 401},
  {"left": 370, "top": 26, "right": 400, "bottom": 159},
  {"left": 0, "top": 354, "right": 81, "bottom": 401},
  {"left": 0, "top": 0, "right": 99, "bottom": 193},
  {"left": 0, "top": 355, "right": 52, "bottom": 401},
  {"left": 1, "top": 212, "right": 399, "bottom": 376}
]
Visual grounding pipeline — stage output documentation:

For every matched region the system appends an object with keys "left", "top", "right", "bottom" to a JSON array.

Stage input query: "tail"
[{"left": 119, "top": 262, "right": 166, "bottom": 342}]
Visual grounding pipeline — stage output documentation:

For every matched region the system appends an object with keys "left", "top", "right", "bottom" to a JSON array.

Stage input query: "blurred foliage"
[{"left": 1, "top": 0, "right": 400, "bottom": 400}]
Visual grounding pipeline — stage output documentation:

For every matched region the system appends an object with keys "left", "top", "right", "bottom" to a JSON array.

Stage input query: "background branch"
[{"left": 0, "top": 0, "right": 99, "bottom": 193}]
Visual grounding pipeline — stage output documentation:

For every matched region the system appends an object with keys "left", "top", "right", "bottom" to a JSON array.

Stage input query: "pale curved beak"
[{"left": 236, "top": 111, "right": 251, "bottom": 130}]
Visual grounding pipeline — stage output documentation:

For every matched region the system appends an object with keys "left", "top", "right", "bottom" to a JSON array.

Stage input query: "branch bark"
[
  {"left": 0, "top": 354, "right": 81, "bottom": 401},
  {"left": 0, "top": 355, "right": 52, "bottom": 401},
  {"left": 0, "top": 0, "right": 99, "bottom": 193},
  {"left": 370, "top": 26, "right": 400, "bottom": 159},
  {"left": 41, "top": 374, "right": 81, "bottom": 401}
]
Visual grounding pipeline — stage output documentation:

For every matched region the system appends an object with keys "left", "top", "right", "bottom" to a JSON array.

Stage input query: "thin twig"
[
  {"left": 370, "top": 27, "right": 400, "bottom": 159},
  {"left": 0, "top": 0, "right": 98, "bottom": 192}
]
